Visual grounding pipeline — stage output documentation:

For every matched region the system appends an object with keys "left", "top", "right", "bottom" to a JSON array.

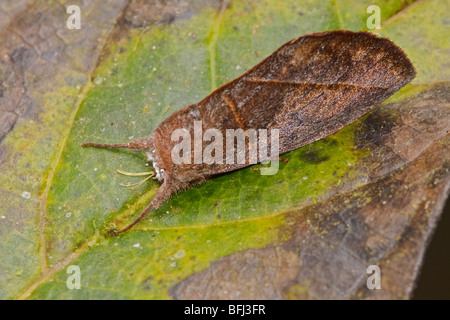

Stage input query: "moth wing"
[
  {"left": 155, "top": 31, "right": 415, "bottom": 179},
  {"left": 197, "top": 31, "right": 415, "bottom": 156}
]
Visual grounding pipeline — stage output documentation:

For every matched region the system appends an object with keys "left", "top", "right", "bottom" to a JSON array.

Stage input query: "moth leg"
[
  {"left": 117, "top": 170, "right": 155, "bottom": 190},
  {"left": 111, "top": 180, "right": 175, "bottom": 236},
  {"left": 82, "top": 136, "right": 151, "bottom": 149}
]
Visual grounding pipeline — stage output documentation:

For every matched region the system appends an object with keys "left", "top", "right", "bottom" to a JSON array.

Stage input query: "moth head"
[{"left": 143, "top": 136, "right": 166, "bottom": 181}]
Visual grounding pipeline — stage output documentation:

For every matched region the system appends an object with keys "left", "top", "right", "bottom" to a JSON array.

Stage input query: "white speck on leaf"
[
  {"left": 21, "top": 191, "right": 31, "bottom": 199},
  {"left": 94, "top": 76, "right": 103, "bottom": 85},
  {"left": 173, "top": 250, "right": 185, "bottom": 259}
]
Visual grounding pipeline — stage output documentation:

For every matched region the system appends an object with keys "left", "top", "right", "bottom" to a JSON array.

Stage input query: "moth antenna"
[
  {"left": 82, "top": 137, "right": 151, "bottom": 149},
  {"left": 119, "top": 175, "right": 155, "bottom": 190},
  {"left": 112, "top": 181, "right": 173, "bottom": 236},
  {"left": 117, "top": 169, "right": 155, "bottom": 176},
  {"left": 116, "top": 170, "right": 155, "bottom": 189}
]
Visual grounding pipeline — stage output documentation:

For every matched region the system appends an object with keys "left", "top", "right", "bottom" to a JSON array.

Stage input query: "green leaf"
[{"left": 0, "top": 0, "right": 448, "bottom": 299}]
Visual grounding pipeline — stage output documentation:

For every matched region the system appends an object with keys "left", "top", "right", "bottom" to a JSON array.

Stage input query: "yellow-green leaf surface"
[{"left": 0, "top": 0, "right": 448, "bottom": 299}]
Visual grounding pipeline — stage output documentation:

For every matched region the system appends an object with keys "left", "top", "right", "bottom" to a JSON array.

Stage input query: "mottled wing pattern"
[
  {"left": 197, "top": 31, "right": 415, "bottom": 156},
  {"left": 155, "top": 31, "right": 415, "bottom": 178}
]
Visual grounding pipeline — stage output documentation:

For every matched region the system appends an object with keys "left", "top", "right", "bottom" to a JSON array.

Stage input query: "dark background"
[{"left": 414, "top": 196, "right": 450, "bottom": 299}]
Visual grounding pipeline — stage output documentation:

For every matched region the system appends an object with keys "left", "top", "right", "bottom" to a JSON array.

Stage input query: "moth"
[{"left": 83, "top": 30, "right": 415, "bottom": 235}]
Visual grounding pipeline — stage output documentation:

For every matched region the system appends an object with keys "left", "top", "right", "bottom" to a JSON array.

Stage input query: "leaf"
[{"left": 0, "top": 0, "right": 448, "bottom": 299}]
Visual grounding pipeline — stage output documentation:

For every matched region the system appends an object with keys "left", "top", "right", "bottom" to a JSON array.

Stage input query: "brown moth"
[{"left": 82, "top": 30, "right": 415, "bottom": 235}]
